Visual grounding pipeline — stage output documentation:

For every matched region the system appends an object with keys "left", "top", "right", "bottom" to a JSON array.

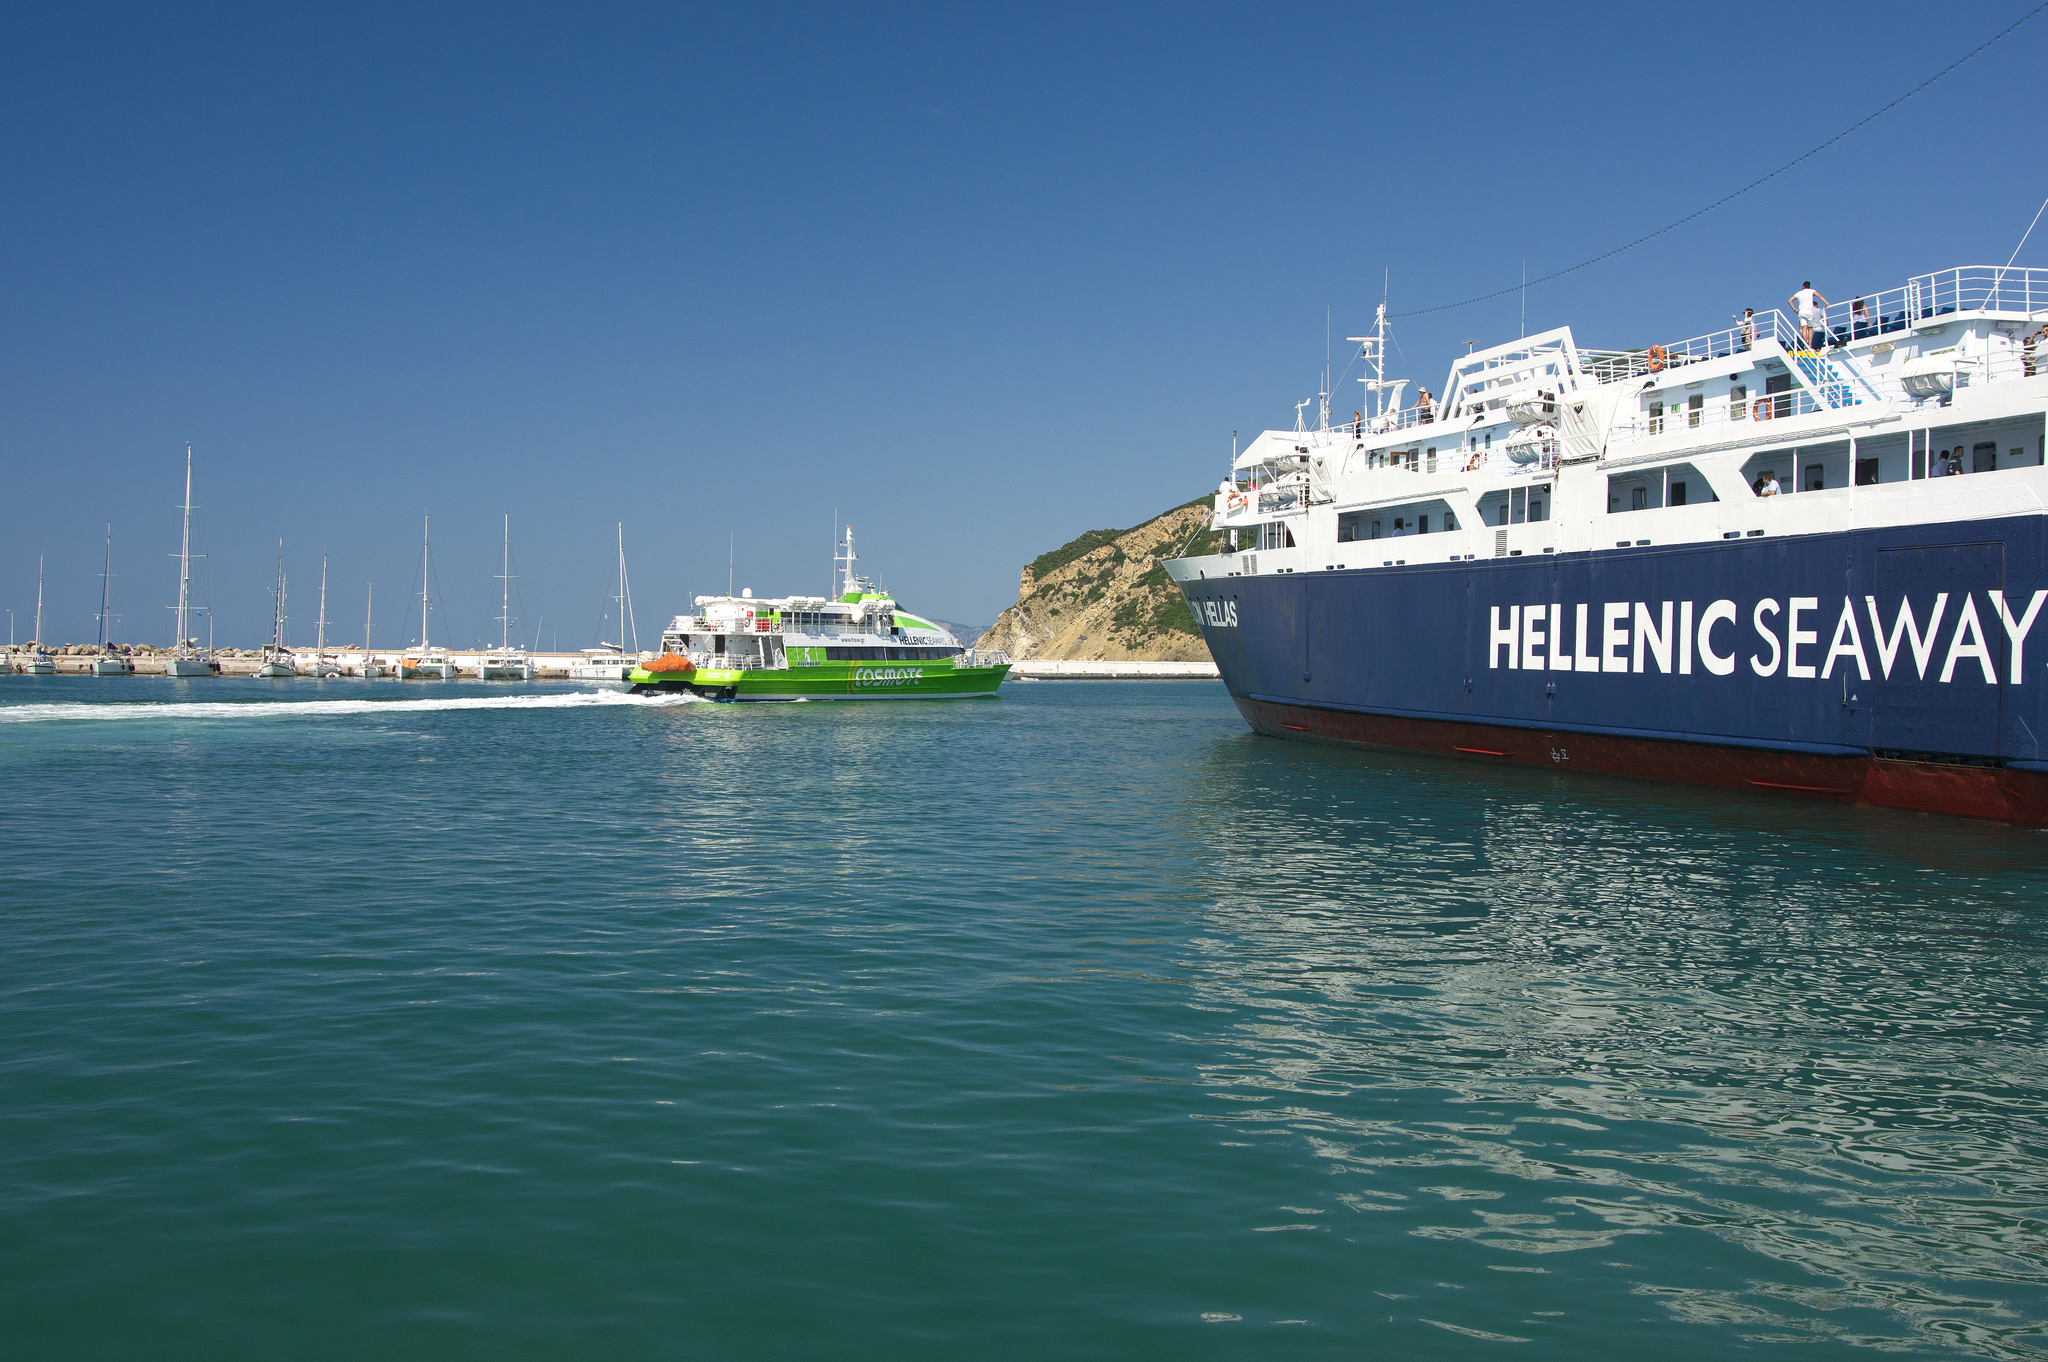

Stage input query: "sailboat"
[
  {"left": 357, "top": 583, "right": 386, "bottom": 677},
  {"left": 21, "top": 556, "right": 56, "bottom": 673},
  {"left": 309, "top": 554, "right": 343, "bottom": 677},
  {"left": 398, "top": 517, "right": 458, "bottom": 679},
  {"left": 476, "top": 514, "right": 537, "bottom": 680},
  {"left": 255, "top": 541, "right": 296, "bottom": 678},
  {"left": 165, "top": 445, "right": 218, "bottom": 677},
  {"left": 92, "top": 526, "right": 135, "bottom": 675},
  {"left": 567, "top": 524, "right": 640, "bottom": 680}
]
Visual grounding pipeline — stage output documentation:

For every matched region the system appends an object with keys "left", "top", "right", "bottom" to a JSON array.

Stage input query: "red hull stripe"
[{"left": 1238, "top": 697, "right": 2048, "bottom": 824}]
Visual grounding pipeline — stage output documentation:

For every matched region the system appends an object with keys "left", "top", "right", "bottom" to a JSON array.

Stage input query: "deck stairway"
[{"left": 1785, "top": 342, "right": 1886, "bottom": 411}]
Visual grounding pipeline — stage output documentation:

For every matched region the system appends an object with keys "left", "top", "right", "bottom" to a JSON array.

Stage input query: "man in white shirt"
[
  {"left": 1756, "top": 470, "right": 1782, "bottom": 497},
  {"left": 1788, "top": 281, "right": 1830, "bottom": 350}
]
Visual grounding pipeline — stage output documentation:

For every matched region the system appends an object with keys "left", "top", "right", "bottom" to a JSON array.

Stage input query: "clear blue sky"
[{"left": 5, "top": 1, "right": 2043, "bottom": 647}]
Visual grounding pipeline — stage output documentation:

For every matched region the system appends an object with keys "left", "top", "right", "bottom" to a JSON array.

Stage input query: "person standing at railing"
[
  {"left": 1416, "top": 389, "right": 1435, "bottom": 423},
  {"left": 1735, "top": 308, "right": 1756, "bottom": 352},
  {"left": 1788, "top": 282, "right": 1830, "bottom": 350}
]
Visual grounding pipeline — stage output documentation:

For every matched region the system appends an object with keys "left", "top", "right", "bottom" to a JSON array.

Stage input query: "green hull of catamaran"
[{"left": 628, "top": 660, "right": 1009, "bottom": 701}]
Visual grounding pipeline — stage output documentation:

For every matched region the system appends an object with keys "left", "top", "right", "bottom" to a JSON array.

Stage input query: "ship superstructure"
[{"left": 1168, "top": 265, "right": 2048, "bottom": 820}]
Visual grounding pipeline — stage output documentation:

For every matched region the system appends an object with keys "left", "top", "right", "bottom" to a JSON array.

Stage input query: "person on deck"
[
  {"left": 1788, "top": 281, "right": 1829, "bottom": 349},
  {"left": 1755, "top": 470, "right": 1781, "bottom": 497}
]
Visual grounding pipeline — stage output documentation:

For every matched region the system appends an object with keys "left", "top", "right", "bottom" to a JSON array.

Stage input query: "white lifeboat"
[{"left": 1503, "top": 388, "right": 1559, "bottom": 426}]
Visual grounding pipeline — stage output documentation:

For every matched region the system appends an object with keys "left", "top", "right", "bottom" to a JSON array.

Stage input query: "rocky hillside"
[{"left": 975, "top": 495, "right": 1229, "bottom": 662}]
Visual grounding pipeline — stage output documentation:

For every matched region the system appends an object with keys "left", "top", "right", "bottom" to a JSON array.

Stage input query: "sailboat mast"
[
  {"left": 616, "top": 523, "right": 637, "bottom": 655},
  {"left": 501, "top": 514, "right": 511, "bottom": 650},
  {"left": 317, "top": 554, "right": 328, "bottom": 653},
  {"left": 364, "top": 583, "right": 373, "bottom": 651},
  {"left": 175, "top": 445, "right": 193, "bottom": 652},
  {"left": 272, "top": 540, "right": 286, "bottom": 654},
  {"left": 34, "top": 555, "right": 44, "bottom": 646},
  {"left": 99, "top": 526, "right": 113, "bottom": 651},
  {"left": 420, "top": 517, "right": 431, "bottom": 650}
]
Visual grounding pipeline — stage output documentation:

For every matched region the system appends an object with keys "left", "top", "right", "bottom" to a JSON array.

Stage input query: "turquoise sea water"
[{"left": 3, "top": 676, "right": 2045, "bottom": 1358}]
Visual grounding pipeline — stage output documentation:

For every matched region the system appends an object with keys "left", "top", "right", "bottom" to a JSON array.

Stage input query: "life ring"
[
  {"left": 1464, "top": 449, "right": 1485, "bottom": 472},
  {"left": 1646, "top": 344, "right": 1667, "bottom": 372},
  {"left": 1226, "top": 492, "right": 1247, "bottom": 512},
  {"left": 1752, "top": 398, "right": 1771, "bottom": 421}
]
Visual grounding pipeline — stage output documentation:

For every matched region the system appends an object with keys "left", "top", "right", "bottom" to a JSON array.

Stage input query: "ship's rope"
[{"left": 1392, "top": 0, "right": 2048, "bottom": 319}]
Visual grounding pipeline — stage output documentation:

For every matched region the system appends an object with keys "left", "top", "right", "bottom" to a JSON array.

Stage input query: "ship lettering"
[
  {"left": 1486, "top": 591, "right": 2045, "bottom": 684},
  {"left": 1198, "top": 598, "right": 1240, "bottom": 629}
]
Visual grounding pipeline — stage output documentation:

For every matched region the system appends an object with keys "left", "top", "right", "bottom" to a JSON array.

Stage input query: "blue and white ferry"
[{"left": 1168, "top": 266, "right": 2048, "bottom": 821}]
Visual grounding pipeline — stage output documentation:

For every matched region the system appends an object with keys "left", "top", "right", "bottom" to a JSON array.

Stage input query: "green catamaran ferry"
[{"left": 629, "top": 528, "right": 1010, "bottom": 701}]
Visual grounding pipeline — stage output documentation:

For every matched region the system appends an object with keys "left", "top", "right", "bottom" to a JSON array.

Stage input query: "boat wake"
[{"left": 0, "top": 689, "right": 707, "bottom": 725}]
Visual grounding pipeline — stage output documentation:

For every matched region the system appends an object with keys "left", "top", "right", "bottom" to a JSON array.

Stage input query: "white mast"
[
  {"left": 34, "top": 555, "right": 44, "bottom": 646},
  {"left": 615, "top": 524, "right": 638, "bottom": 654},
  {"left": 499, "top": 514, "right": 511, "bottom": 649},
  {"left": 419, "top": 517, "right": 431, "bottom": 649},
  {"left": 97, "top": 526, "right": 114, "bottom": 654},
  {"left": 316, "top": 554, "right": 328, "bottom": 653},
  {"left": 270, "top": 539, "right": 287, "bottom": 656},
  {"left": 174, "top": 444, "right": 194, "bottom": 654},
  {"left": 835, "top": 525, "right": 859, "bottom": 597},
  {"left": 364, "top": 583, "right": 373, "bottom": 651}
]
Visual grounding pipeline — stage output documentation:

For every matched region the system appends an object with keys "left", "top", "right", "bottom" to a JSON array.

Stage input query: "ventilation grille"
[{"left": 1493, "top": 530, "right": 1508, "bottom": 558}]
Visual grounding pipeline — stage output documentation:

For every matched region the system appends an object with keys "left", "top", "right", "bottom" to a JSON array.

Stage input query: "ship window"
[
  {"left": 1806, "top": 464, "right": 1824, "bottom": 491},
  {"left": 1497, "top": 504, "right": 1509, "bottom": 526},
  {"left": 1426, "top": 448, "right": 1437, "bottom": 474},
  {"left": 1649, "top": 401, "right": 1664, "bottom": 435},
  {"left": 1528, "top": 498, "right": 1543, "bottom": 522},
  {"left": 1670, "top": 481, "right": 1688, "bottom": 506},
  {"left": 1511, "top": 487, "right": 1527, "bottom": 524},
  {"left": 1631, "top": 487, "right": 1648, "bottom": 511},
  {"left": 1730, "top": 384, "right": 1747, "bottom": 420},
  {"left": 1688, "top": 393, "right": 1703, "bottom": 428},
  {"left": 1856, "top": 459, "right": 1879, "bottom": 486}
]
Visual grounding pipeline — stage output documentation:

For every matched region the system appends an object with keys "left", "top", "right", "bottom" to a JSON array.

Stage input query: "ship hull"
[
  {"left": 631, "top": 660, "right": 1010, "bottom": 701},
  {"left": 1175, "top": 511, "right": 2048, "bottom": 822}
]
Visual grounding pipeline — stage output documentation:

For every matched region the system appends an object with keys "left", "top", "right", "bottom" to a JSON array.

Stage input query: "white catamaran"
[
  {"left": 399, "top": 517, "right": 459, "bottom": 679},
  {"left": 568, "top": 523, "right": 641, "bottom": 680},
  {"left": 477, "top": 514, "right": 537, "bottom": 680}
]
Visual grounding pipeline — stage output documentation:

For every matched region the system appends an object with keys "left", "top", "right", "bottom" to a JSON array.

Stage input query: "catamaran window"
[{"left": 824, "top": 647, "right": 955, "bottom": 661}]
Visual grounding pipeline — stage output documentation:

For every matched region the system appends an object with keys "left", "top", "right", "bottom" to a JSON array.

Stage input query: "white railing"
[{"left": 957, "top": 649, "right": 1009, "bottom": 667}]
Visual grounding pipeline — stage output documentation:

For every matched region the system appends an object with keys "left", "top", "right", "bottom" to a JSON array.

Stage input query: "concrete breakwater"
[{"left": 3, "top": 648, "right": 639, "bottom": 678}]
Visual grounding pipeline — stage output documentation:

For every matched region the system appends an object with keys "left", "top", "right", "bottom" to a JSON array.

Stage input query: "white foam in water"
[{"left": 0, "top": 689, "right": 706, "bottom": 725}]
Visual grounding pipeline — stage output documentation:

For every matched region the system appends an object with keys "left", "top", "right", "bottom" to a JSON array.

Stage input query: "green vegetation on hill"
[{"left": 1026, "top": 493, "right": 1214, "bottom": 584}]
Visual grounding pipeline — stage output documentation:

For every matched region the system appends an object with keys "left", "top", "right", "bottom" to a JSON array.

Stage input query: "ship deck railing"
[{"left": 957, "top": 649, "right": 1009, "bottom": 667}]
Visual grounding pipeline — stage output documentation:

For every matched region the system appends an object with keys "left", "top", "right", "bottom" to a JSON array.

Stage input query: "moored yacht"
[
  {"left": 164, "top": 446, "right": 218, "bottom": 677},
  {"left": 254, "top": 541, "right": 297, "bottom": 678},
  {"left": 92, "top": 526, "right": 134, "bottom": 675}
]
